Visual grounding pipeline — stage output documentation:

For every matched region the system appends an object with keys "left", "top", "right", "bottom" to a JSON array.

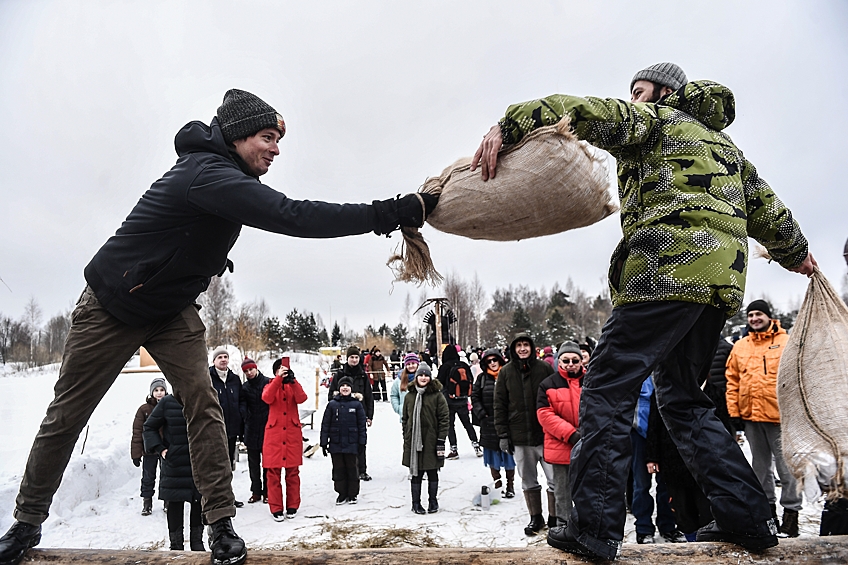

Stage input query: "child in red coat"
[
  {"left": 262, "top": 358, "right": 308, "bottom": 521},
  {"left": 536, "top": 342, "right": 584, "bottom": 528}
]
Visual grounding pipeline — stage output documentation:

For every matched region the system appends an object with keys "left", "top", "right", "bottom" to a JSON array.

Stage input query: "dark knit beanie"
[
  {"left": 337, "top": 376, "right": 354, "bottom": 389},
  {"left": 217, "top": 89, "right": 286, "bottom": 144},
  {"left": 346, "top": 345, "right": 361, "bottom": 358},
  {"left": 631, "top": 62, "right": 688, "bottom": 93},
  {"left": 746, "top": 299, "right": 772, "bottom": 319},
  {"left": 241, "top": 357, "right": 257, "bottom": 372},
  {"left": 557, "top": 341, "right": 582, "bottom": 359},
  {"left": 149, "top": 377, "right": 167, "bottom": 396}
]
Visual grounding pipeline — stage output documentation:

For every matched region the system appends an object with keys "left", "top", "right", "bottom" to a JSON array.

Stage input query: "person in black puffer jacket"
[
  {"left": 240, "top": 358, "right": 270, "bottom": 504},
  {"left": 321, "top": 376, "right": 368, "bottom": 504},
  {"left": 437, "top": 346, "right": 480, "bottom": 459},
  {"left": 471, "top": 348, "right": 516, "bottom": 498},
  {"left": 327, "top": 346, "right": 375, "bottom": 480},
  {"left": 143, "top": 394, "right": 205, "bottom": 552},
  {"left": 703, "top": 338, "right": 734, "bottom": 434}
]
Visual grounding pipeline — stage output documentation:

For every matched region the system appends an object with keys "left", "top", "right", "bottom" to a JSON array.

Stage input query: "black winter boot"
[
  {"left": 427, "top": 479, "right": 439, "bottom": 513},
  {"left": 411, "top": 482, "right": 426, "bottom": 514},
  {"left": 169, "top": 530, "right": 184, "bottom": 551},
  {"left": 141, "top": 497, "right": 153, "bottom": 516},
  {"left": 504, "top": 470, "right": 516, "bottom": 498},
  {"left": 0, "top": 521, "right": 41, "bottom": 565},
  {"left": 189, "top": 526, "right": 206, "bottom": 551},
  {"left": 208, "top": 517, "right": 247, "bottom": 565},
  {"left": 779, "top": 509, "right": 799, "bottom": 538},
  {"left": 523, "top": 490, "right": 545, "bottom": 535}
]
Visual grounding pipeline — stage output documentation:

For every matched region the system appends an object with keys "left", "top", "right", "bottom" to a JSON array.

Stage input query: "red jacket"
[
  {"left": 536, "top": 368, "right": 583, "bottom": 465},
  {"left": 262, "top": 375, "right": 308, "bottom": 469}
]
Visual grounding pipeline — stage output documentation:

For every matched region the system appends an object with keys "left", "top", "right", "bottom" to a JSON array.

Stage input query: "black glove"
[
  {"left": 567, "top": 430, "right": 581, "bottom": 445},
  {"left": 282, "top": 369, "right": 295, "bottom": 384},
  {"left": 132, "top": 458, "right": 141, "bottom": 467},
  {"left": 436, "top": 439, "right": 446, "bottom": 460},
  {"left": 499, "top": 438, "right": 513, "bottom": 454},
  {"left": 371, "top": 193, "right": 439, "bottom": 236},
  {"left": 322, "top": 446, "right": 328, "bottom": 457},
  {"left": 730, "top": 417, "right": 745, "bottom": 433}
]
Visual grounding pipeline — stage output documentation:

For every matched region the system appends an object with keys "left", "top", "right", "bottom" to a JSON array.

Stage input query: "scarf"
[
  {"left": 486, "top": 366, "right": 501, "bottom": 380},
  {"left": 410, "top": 385, "right": 426, "bottom": 477}
]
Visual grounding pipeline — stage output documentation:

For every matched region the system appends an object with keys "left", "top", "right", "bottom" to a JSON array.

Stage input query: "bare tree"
[
  {"left": 23, "top": 297, "right": 43, "bottom": 367},
  {"left": 199, "top": 277, "right": 235, "bottom": 347},
  {"left": 469, "top": 272, "right": 487, "bottom": 347}
]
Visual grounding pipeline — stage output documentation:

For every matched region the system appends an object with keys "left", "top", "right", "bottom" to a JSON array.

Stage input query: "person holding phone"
[{"left": 262, "top": 357, "right": 307, "bottom": 521}]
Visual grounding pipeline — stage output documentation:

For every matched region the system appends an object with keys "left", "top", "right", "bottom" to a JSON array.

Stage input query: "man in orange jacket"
[{"left": 725, "top": 299, "right": 801, "bottom": 537}]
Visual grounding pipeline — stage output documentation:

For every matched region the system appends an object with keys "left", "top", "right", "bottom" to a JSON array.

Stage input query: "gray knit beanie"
[
  {"left": 631, "top": 62, "right": 688, "bottom": 93},
  {"left": 414, "top": 362, "right": 432, "bottom": 378},
  {"left": 210, "top": 347, "right": 229, "bottom": 364},
  {"left": 149, "top": 377, "right": 167, "bottom": 396},
  {"left": 217, "top": 89, "right": 286, "bottom": 144},
  {"left": 557, "top": 341, "right": 582, "bottom": 359}
]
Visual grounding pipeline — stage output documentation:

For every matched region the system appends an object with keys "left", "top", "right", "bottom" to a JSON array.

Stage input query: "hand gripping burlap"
[
  {"left": 388, "top": 117, "right": 618, "bottom": 285},
  {"left": 777, "top": 268, "right": 848, "bottom": 500}
]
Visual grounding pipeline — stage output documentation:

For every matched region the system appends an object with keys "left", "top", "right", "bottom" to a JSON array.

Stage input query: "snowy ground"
[{"left": 0, "top": 355, "right": 823, "bottom": 551}]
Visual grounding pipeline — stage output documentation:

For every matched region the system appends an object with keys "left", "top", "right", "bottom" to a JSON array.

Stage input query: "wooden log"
[{"left": 21, "top": 537, "right": 848, "bottom": 564}]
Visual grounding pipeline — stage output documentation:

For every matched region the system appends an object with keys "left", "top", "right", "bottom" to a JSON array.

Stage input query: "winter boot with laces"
[
  {"left": 141, "top": 497, "right": 153, "bottom": 516},
  {"left": 472, "top": 442, "right": 483, "bottom": 457},
  {"left": 189, "top": 526, "right": 205, "bottom": 551},
  {"left": 0, "top": 521, "right": 41, "bottom": 565},
  {"left": 208, "top": 517, "right": 247, "bottom": 565},
  {"left": 779, "top": 509, "right": 799, "bottom": 538},
  {"left": 446, "top": 447, "right": 459, "bottom": 460}
]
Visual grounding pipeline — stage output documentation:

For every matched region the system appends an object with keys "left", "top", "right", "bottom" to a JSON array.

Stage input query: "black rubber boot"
[
  {"left": 427, "top": 479, "right": 439, "bottom": 513},
  {"left": 141, "top": 497, "right": 153, "bottom": 516},
  {"left": 523, "top": 490, "right": 545, "bottom": 535},
  {"left": 169, "top": 530, "right": 184, "bottom": 551},
  {"left": 189, "top": 526, "right": 206, "bottom": 551},
  {"left": 0, "top": 521, "right": 41, "bottom": 565},
  {"left": 411, "top": 483, "right": 426, "bottom": 514},
  {"left": 208, "top": 517, "right": 247, "bottom": 565}
]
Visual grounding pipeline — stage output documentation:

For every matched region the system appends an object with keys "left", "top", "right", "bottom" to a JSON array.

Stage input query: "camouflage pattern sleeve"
[
  {"left": 741, "top": 157, "right": 808, "bottom": 269},
  {"left": 498, "top": 94, "right": 660, "bottom": 150}
]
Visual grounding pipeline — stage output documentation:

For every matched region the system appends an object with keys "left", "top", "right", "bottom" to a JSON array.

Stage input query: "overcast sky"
[{"left": 1, "top": 0, "right": 845, "bottom": 335}]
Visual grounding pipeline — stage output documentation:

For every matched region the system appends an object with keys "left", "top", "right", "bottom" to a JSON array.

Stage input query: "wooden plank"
[{"left": 20, "top": 537, "right": 848, "bottom": 564}]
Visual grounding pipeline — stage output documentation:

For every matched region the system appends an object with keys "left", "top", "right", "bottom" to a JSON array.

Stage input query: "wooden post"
[
  {"left": 19, "top": 538, "right": 848, "bottom": 564},
  {"left": 315, "top": 367, "right": 320, "bottom": 411},
  {"left": 434, "top": 300, "right": 443, "bottom": 365}
]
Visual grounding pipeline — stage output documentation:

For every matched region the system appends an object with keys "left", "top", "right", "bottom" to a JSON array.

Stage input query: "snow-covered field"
[{"left": 0, "top": 354, "right": 822, "bottom": 551}]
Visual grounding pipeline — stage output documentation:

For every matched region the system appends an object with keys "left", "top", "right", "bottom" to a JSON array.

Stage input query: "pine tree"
[{"left": 331, "top": 322, "right": 341, "bottom": 346}]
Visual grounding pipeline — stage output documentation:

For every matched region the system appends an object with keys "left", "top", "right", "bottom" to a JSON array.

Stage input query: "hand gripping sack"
[
  {"left": 777, "top": 268, "right": 848, "bottom": 500},
  {"left": 389, "top": 118, "right": 618, "bottom": 285}
]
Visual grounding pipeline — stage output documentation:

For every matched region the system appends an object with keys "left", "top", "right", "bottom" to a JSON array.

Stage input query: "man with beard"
[{"left": 328, "top": 346, "right": 375, "bottom": 481}]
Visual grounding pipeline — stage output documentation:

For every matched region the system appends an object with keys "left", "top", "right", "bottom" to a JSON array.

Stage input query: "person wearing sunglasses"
[{"left": 536, "top": 342, "right": 585, "bottom": 531}]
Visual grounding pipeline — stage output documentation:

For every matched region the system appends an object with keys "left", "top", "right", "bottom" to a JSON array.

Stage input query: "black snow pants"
[{"left": 567, "top": 301, "right": 773, "bottom": 560}]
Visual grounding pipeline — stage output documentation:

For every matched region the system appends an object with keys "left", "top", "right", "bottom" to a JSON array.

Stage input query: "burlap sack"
[
  {"left": 778, "top": 268, "right": 848, "bottom": 500},
  {"left": 389, "top": 118, "right": 617, "bottom": 284}
]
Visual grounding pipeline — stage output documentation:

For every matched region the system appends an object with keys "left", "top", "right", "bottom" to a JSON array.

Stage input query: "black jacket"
[
  {"left": 84, "top": 118, "right": 377, "bottom": 327},
  {"left": 142, "top": 395, "right": 200, "bottom": 502},
  {"left": 210, "top": 367, "right": 246, "bottom": 438},
  {"left": 494, "top": 333, "right": 554, "bottom": 446},
  {"left": 437, "top": 346, "right": 473, "bottom": 399},
  {"left": 320, "top": 393, "right": 368, "bottom": 454},
  {"left": 327, "top": 363, "right": 374, "bottom": 419},
  {"left": 471, "top": 370, "right": 499, "bottom": 450},
  {"left": 241, "top": 372, "right": 271, "bottom": 450}
]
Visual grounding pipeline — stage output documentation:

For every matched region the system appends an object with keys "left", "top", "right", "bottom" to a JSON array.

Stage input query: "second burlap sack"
[
  {"left": 778, "top": 268, "right": 848, "bottom": 500},
  {"left": 389, "top": 117, "right": 618, "bottom": 284}
]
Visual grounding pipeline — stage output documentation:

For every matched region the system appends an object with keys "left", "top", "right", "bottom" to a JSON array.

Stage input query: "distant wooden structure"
[
  {"left": 19, "top": 537, "right": 848, "bottom": 564},
  {"left": 120, "top": 346, "right": 161, "bottom": 374}
]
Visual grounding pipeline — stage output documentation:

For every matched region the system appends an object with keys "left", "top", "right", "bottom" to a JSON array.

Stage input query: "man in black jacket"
[
  {"left": 328, "top": 346, "right": 375, "bottom": 480},
  {"left": 0, "top": 89, "right": 437, "bottom": 565},
  {"left": 240, "top": 357, "right": 270, "bottom": 504},
  {"left": 208, "top": 348, "right": 246, "bottom": 508}
]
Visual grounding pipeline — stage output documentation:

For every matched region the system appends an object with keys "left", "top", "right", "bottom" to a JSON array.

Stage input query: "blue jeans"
[{"left": 630, "top": 430, "right": 675, "bottom": 535}]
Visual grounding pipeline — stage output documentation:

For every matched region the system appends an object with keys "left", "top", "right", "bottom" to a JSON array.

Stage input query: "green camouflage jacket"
[{"left": 499, "top": 80, "right": 807, "bottom": 316}]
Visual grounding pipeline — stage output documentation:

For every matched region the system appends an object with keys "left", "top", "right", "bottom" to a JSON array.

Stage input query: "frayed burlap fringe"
[{"left": 389, "top": 116, "right": 618, "bottom": 285}]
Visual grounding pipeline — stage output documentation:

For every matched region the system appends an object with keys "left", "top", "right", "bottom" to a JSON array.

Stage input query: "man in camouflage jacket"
[{"left": 472, "top": 62, "right": 815, "bottom": 560}]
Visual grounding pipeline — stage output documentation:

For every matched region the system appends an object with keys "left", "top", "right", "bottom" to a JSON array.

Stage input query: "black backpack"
[{"left": 448, "top": 363, "right": 472, "bottom": 398}]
